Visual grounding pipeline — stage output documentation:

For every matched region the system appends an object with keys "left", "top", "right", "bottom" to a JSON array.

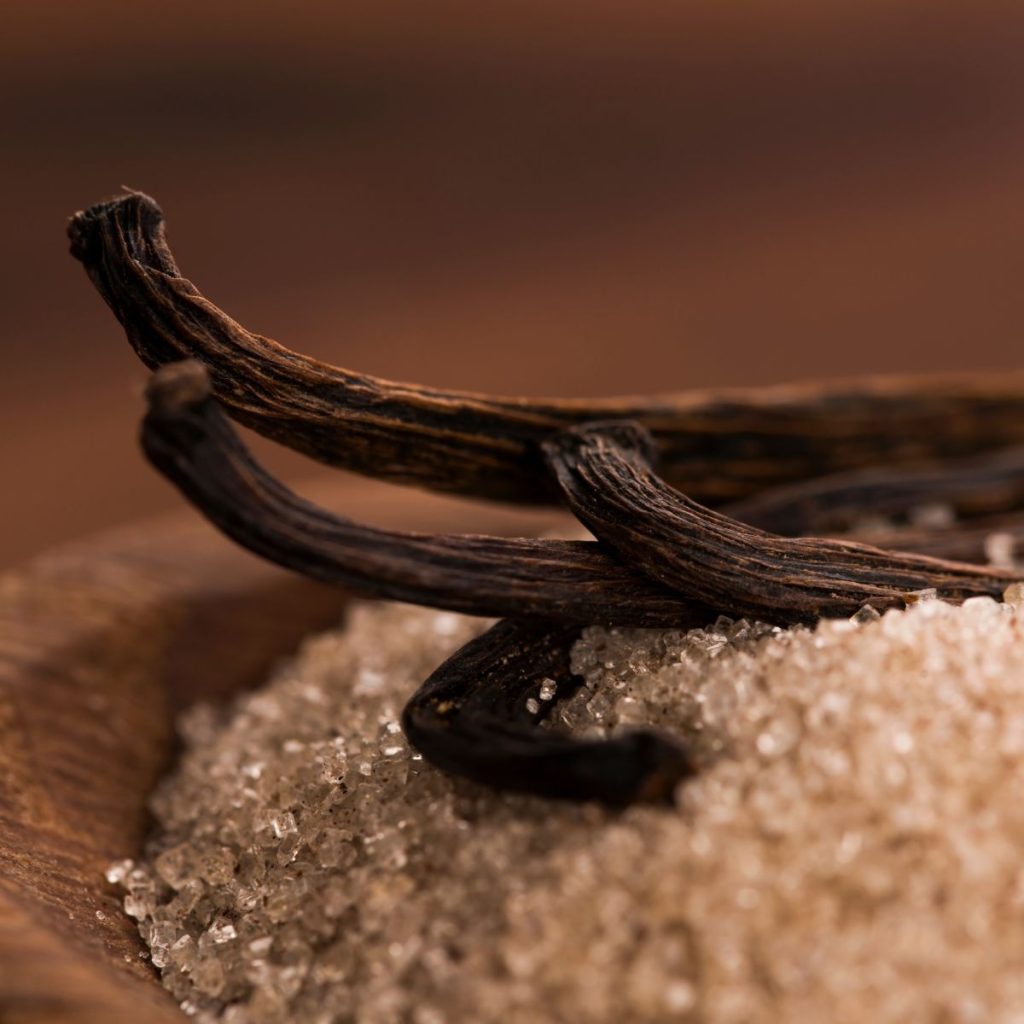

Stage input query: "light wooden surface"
[{"left": 0, "top": 484, "right": 563, "bottom": 1022}]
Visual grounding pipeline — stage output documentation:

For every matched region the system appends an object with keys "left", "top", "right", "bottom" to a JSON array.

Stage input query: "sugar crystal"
[
  {"left": 105, "top": 859, "right": 133, "bottom": 885},
  {"left": 985, "top": 531, "right": 1017, "bottom": 568}
]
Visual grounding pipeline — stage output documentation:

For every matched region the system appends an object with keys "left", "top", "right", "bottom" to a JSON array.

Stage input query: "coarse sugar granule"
[{"left": 115, "top": 591, "right": 1024, "bottom": 1023}]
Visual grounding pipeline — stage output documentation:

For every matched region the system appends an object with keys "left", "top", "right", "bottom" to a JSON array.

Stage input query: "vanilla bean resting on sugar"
[
  {"left": 70, "top": 190, "right": 1024, "bottom": 805},
  {"left": 543, "top": 422, "right": 1024, "bottom": 624},
  {"left": 402, "top": 618, "right": 694, "bottom": 805},
  {"left": 142, "top": 363, "right": 707, "bottom": 804},
  {"left": 141, "top": 362, "right": 1024, "bottom": 802}
]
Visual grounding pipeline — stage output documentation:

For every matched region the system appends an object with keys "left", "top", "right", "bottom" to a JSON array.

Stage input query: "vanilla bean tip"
[
  {"left": 602, "top": 730, "right": 696, "bottom": 806},
  {"left": 67, "top": 189, "right": 163, "bottom": 264}
]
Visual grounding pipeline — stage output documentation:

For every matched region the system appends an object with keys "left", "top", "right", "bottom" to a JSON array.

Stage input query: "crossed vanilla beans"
[{"left": 70, "top": 191, "right": 1024, "bottom": 805}]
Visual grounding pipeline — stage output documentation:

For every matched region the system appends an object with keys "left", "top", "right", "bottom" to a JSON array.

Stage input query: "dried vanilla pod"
[
  {"left": 143, "top": 368, "right": 699, "bottom": 803},
  {"left": 542, "top": 421, "right": 1024, "bottom": 624},
  {"left": 142, "top": 361, "right": 712, "bottom": 628},
  {"left": 72, "top": 189, "right": 1024, "bottom": 806},
  {"left": 70, "top": 190, "right": 1024, "bottom": 507},
  {"left": 402, "top": 618, "right": 694, "bottom": 805},
  {"left": 724, "top": 444, "right": 1024, "bottom": 536}
]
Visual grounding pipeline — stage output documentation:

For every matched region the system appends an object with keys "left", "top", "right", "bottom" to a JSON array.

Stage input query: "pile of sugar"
[{"left": 113, "top": 590, "right": 1024, "bottom": 1023}]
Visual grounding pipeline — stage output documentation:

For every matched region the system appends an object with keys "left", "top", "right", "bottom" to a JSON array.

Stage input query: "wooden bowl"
[{"left": 0, "top": 483, "right": 561, "bottom": 1023}]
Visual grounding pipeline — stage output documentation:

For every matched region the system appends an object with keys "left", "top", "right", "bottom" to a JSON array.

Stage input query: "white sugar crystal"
[
  {"left": 170, "top": 935, "right": 197, "bottom": 971},
  {"left": 105, "top": 859, "right": 133, "bottom": 885},
  {"left": 192, "top": 957, "right": 225, "bottom": 998},
  {"left": 207, "top": 919, "right": 238, "bottom": 944},
  {"left": 985, "top": 531, "right": 1017, "bottom": 568},
  {"left": 754, "top": 707, "right": 801, "bottom": 759},
  {"left": 112, "top": 596, "right": 1024, "bottom": 1022},
  {"left": 154, "top": 843, "right": 194, "bottom": 889},
  {"left": 961, "top": 595, "right": 1000, "bottom": 618},
  {"left": 122, "top": 893, "right": 150, "bottom": 920},
  {"left": 269, "top": 813, "right": 297, "bottom": 839},
  {"left": 432, "top": 612, "right": 463, "bottom": 637},
  {"left": 585, "top": 691, "right": 613, "bottom": 720},
  {"left": 851, "top": 603, "right": 882, "bottom": 624}
]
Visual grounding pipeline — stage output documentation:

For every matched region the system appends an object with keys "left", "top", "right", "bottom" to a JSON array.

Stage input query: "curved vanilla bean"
[
  {"left": 402, "top": 618, "right": 694, "bottom": 805},
  {"left": 142, "top": 362, "right": 711, "bottom": 627},
  {"left": 71, "top": 191, "right": 1024, "bottom": 506},
  {"left": 719, "top": 446, "right": 1024, "bottom": 563},
  {"left": 725, "top": 445, "right": 1024, "bottom": 536},
  {"left": 543, "top": 422, "right": 1024, "bottom": 623}
]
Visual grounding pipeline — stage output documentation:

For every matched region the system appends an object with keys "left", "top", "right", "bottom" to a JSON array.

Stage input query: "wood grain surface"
[{"left": 0, "top": 484, "right": 561, "bottom": 1022}]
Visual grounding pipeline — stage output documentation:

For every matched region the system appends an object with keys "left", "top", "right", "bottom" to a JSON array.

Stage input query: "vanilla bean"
[
  {"left": 71, "top": 191, "right": 1024, "bottom": 506},
  {"left": 142, "top": 362, "right": 711, "bottom": 627},
  {"left": 719, "top": 446, "right": 1024, "bottom": 563},
  {"left": 543, "top": 422, "right": 1024, "bottom": 623},
  {"left": 76, "top": 189, "right": 1024, "bottom": 808},
  {"left": 402, "top": 618, "right": 694, "bottom": 805},
  {"left": 725, "top": 445, "right": 1024, "bottom": 536}
]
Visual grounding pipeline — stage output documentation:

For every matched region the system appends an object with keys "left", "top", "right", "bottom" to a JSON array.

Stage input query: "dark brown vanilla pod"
[
  {"left": 724, "top": 445, "right": 1024, "bottom": 536},
  {"left": 71, "top": 190, "right": 1024, "bottom": 506},
  {"left": 142, "top": 362, "right": 713, "bottom": 627},
  {"left": 543, "top": 421, "right": 1024, "bottom": 624},
  {"left": 402, "top": 618, "right": 694, "bottom": 805}
]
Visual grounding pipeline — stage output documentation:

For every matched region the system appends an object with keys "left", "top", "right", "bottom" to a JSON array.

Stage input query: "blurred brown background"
[{"left": 3, "top": 0, "right": 1024, "bottom": 568}]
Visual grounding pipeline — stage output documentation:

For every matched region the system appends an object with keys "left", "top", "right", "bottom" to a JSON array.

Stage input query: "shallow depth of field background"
[{"left": 2, "top": 0, "right": 1024, "bottom": 567}]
